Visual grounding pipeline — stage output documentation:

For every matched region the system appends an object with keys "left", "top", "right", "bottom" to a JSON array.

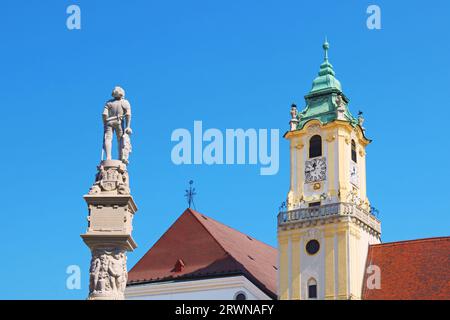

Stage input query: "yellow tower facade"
[{"left": 278, "top": 41, "right": 381, "bottom": 300}]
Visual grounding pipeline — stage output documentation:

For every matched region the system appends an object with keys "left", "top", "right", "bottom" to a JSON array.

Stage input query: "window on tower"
[
  {"left": 306, "top": 239, "right": 320, "bottom": 255},
  {"left": 308, "top": 278, "right": 318, "bottom": 299},
  {"left": 309, "top": 135, "right": 322, "bottom": 158},
  {"left": 351, "top": 139, "right": 357, "bottom": 163}
]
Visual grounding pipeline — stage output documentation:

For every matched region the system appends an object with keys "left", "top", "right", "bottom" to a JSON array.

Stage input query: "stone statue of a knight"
[{"left": 103, "top": 86, "right": 133, "bottom": 164}]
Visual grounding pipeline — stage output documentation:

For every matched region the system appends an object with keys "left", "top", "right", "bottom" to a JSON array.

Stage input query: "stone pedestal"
[
  {"left": 289, "top": 119, "right": 299, "bottom": 131},
  {"left": 81, "top": 160, "right": 138, "bottom": 300}
]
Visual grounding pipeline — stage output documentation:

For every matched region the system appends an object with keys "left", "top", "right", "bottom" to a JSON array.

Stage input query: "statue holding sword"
[{"left": 102, "top": 86, "right": 133, "bottom": 164}]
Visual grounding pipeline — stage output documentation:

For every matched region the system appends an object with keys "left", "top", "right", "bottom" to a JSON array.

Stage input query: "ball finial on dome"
[
  {"left": 323, "top": 38, "right": 329, "bottom": 51},
  {"left": 323, "top": 38, "right": 329, "bottom": 60}
]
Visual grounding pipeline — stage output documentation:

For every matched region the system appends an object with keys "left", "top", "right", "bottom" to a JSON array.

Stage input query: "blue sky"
[{"left": 1, "top": 0, "right": 449, "bottom": 299}]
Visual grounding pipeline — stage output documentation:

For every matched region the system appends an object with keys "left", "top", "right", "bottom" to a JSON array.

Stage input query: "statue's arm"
[
  {"left": 124, "top": 100, "right": 132, "bottom": 133},
  {"left": 102, "top": 104, "right": 109, "bottom": 124},
  {"left": 125, "top": 113, "right": 131, "bottom": 129}
]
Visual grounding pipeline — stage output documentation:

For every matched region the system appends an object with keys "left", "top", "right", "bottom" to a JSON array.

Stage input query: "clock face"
[
  {"left": 305, "top": 157, "right": 327, "bottom": 183},
  {"left": 350, "top": 162, "right": 359, "bottom": 186}
]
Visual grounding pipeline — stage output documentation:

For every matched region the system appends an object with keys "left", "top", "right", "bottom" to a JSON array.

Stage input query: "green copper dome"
[{"left": 294, "top": 40, "right": 358, "bottom": 130}]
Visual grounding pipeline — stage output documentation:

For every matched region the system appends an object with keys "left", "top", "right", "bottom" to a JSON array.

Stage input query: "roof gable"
[{"left": 128, "top": 209, "right": 277, "bottom": 298}]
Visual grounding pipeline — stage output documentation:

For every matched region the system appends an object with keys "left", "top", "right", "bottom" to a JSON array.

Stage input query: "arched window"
[
  {"left": 309, "top": 135, "right": 322, "bottom": 158},
  {"left": 308, "top": 278, "right": 318, "bottom": 299},
  {"left": 351, "top": 139, "right": 357, "bottom": 163}
]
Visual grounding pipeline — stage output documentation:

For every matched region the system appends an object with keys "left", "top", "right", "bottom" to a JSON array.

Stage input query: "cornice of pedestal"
[
  {"left": 81, "top": 233, "right": 137, "bottom": 251},
  {"left": 84, "top": 194, "right": 138, "bottom": 214}
]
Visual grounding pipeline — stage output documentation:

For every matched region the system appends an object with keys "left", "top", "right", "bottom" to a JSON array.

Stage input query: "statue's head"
[{"left": 112, "top": 86, "right": 125, "bottom": 99}]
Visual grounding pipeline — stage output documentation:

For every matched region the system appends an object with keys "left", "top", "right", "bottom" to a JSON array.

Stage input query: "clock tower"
[{"left": 278, "top": 41, "right": 381, "bottom": 300}]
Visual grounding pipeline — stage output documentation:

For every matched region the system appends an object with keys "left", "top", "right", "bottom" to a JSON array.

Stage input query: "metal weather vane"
[{"left": 185, "top": 180, "right": 197, "bottom": 209}]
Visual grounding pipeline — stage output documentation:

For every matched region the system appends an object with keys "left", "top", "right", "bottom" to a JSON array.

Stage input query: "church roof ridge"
[
  {"left": 187, "top": 208, "right": 277, "bottom": 251},
  {"left": 370, "top": 236, "right": 450, "bottom": 248}
]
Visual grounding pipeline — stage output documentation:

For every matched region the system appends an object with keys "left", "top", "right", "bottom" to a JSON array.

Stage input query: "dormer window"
[
  {"left": 309, "top": 135, "right": 322, "bottom": 158},
  {"left": 351, "top": 139, "right": 357, "bottom": 163}
]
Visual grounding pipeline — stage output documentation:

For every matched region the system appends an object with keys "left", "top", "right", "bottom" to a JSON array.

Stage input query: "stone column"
[{"left": 81, "top": 159, "right": 137, "bottom": 300}]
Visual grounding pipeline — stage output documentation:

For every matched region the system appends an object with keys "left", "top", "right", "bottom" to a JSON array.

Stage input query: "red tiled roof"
[
  {"left": 127, "top": 209, "right": 277, "bottom": 298},
  {"left": 362, "top": 237, "right": 450, "bottom": 300}
]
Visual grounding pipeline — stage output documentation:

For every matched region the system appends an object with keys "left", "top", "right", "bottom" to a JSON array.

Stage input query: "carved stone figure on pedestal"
[
  {"left": 289, "top": 104, "right": 299, "bottom": 131},
  {"left": 290, "top": 104, "right": 298, "bottom": 120},
  {"left": 87, "top": 248, "right": 129, "bottom": 300},
  {"left": 89, "top": 257, "right": 101, "bottom": 293},
  {"left": 103, "top": 86, "right": 133, "bottom": 164},
  {"left": 358, "top": 111, "right": 366, "bottom": 132},
  {"left": 96, "top": 255, "right": 109, "bottom": 293},
  {"left": 335, "top": 95, "right": 346, "bottom": 120}
]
